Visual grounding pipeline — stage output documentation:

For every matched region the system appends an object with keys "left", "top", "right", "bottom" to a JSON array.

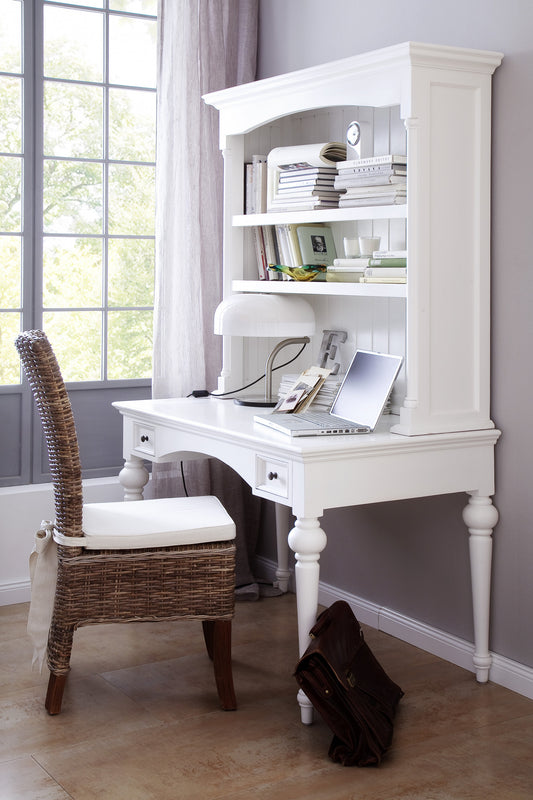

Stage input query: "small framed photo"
[{"left": 297, "top": 225, "right": 337, "bottom": 266}]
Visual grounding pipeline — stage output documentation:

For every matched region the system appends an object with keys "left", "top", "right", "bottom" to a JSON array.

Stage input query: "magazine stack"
[{"left": 334, "top": 154, "right": 407, "bottom": 207}]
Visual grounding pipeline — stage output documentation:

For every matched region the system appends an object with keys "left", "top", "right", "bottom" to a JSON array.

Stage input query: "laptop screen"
[{"left": 330, "top": 350, "right": 403, "bottom": 429}]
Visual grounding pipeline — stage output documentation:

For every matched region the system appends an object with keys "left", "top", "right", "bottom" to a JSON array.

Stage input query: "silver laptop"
[{"left": 254, "top": 350, "right": 403, "bottom": 437}]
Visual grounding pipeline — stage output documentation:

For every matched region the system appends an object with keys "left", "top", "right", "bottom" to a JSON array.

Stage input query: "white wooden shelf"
[
  {"left": 233, "top": 205, "right": 407, "bottom": 227},
  {"left": 232, "top": 279, "right": 407, "bottom": 299}
]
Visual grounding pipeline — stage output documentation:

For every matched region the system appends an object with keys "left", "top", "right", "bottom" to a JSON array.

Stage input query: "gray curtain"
[{"left": 153, "top": 0, "right": 263, "bottom": 595}]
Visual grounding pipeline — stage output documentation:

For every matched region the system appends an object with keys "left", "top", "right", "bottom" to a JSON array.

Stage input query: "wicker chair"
[{"left": 15, "top": 330, "right": 237, "bottom": 715}]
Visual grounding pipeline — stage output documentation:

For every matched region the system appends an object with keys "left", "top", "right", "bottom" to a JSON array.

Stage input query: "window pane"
[
  {"left": 109, "top": 15, "right": 156, "bottom": 88},
  {"left": 110, "top": 1, "right": 157, "bottom": 13},
  {"left": 0, "top": 0, "right": 22, "bottom": 73},
  {"left": 0, "top": 236, "right": 21, "bottom": 307},
  {"left": 44, "top": 82, "right": 103, "bottom": 159},
  {"left": 43, "top": 237, "right": 102, "bottom": 308},
  {"left": 109, "top": 88, "right": 155, "bottom": 162},
  {"left": 108, "top": 238, "right": 154, "bottom": 306},
  {"left": 108, "top": 164, "right": 155, "bottom": 235},
  {"left": 107, "top": 309, "right": 152, "bottom": 380},
  {"left": 0, "top": 311, "right": 21, "bottom": 384},
  {"left": 43, "top": 311, "right": 102, "bottom": 381},
  {"left": 0, "top": 77, "right": 22, "bottom": 153},
  {"left": 43, "top": 160, "right": 103, "bottom": 234},
  {"left": 55, "top": 0, "right": 104, "bottom": 7},
  {"left": 0, "top": 156, "right": 22, "bottom": 232},
  {"left": 44, "top": 6, "right": 103, "bottom": 82}
]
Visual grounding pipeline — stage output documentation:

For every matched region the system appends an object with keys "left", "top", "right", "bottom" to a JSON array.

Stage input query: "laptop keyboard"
[{"left": 301, "top": 410, "right": 359, "bottom": 428}]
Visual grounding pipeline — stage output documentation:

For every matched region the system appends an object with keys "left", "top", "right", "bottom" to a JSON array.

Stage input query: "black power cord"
[
  {"left": 182, "top": 340, "right": 309, "bottom": 495},
  {"left": 203, "top": 340, "right": 308, "bottom": 399}
]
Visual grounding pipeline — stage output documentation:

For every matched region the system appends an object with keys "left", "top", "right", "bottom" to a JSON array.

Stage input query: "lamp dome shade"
[{"left": 214, "top": 294, "right": 316, "bottom": 337}]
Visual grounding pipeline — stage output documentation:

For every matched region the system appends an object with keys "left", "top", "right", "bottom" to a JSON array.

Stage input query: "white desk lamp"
[{"left": 214, "top": 293, "right": 316, "bottom": 407}]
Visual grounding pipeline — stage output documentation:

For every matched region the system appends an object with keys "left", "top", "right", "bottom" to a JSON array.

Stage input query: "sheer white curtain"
[{"left": 153, "top": 0, "right": 263, "bottom": 594}]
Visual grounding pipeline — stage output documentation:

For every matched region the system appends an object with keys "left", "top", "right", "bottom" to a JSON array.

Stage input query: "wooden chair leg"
[
  {"left": 45, "top": 672, "right": 68, "bottom": 715},
  {"left": 202, "top": 619, "right": 215, "bottom": 661},
  {"left": 204, "top": 619, "right": 236, "bottom": 710}
]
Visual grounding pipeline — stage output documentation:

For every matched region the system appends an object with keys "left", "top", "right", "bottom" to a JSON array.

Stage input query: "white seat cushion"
[{"left": 82, "top": 495, "right": 236, "bottom": 550}]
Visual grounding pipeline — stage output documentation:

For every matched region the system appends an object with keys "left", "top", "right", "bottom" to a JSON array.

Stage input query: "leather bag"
[{"left": 294, "top": 601, "right": 404, "bottom": 766}]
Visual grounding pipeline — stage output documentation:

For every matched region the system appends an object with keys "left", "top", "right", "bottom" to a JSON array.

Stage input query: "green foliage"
[{"left": 0, "top": 8, "right": 156, "bottom": 385}]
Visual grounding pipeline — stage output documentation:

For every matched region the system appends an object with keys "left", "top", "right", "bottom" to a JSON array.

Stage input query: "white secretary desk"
[{"left": 115, "top": 42, "right": 503, "bottom": 723}]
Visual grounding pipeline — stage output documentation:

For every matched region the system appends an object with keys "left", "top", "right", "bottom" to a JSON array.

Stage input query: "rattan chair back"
[{"left": 15, "top": 330, "right": 83, "bottom": 538}]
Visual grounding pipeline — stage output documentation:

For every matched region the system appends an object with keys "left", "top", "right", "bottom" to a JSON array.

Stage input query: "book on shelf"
[
  {"left": 253, "top": 155, "right": 267, "bottom": 213},
  {"left": 275, "top": 187, "right": 340, "bottom": 198},
  {"left": 335, "top": 174, "right": 406, "bottom": 189},
  {"left": 245, "top": 163, "right": 254, "bottom": 214},
  {"left": 359, "top": 276, "right": 407, "bottom": 284},
  {"left": 269, "top": 197, "right": 340, "bottom": 212},
  {"left": 251, "top": 226, "right": 268, "bottom": 279},
  {"left": 273, "top": 223, "right": 309, "bottom": 271},
  {"left": 341, "top": 183, "right": 407, "bottom": 197},
  {"left": 262, "top": 225, "right": 279, "bottom": 270},
  {"left": 373, "top": 250, "right": 407, "bottom": 259},
  {"left": 336, "top": 164, "right": 407, "bottom": 177},
  {"left": 337, "top": 153, "right": 407, "bottom": 169},
  {"left": 368, "top": 256, "right": 407, "bottom": 267},
  {"left": 245, "top": 155, "right": 267, "bottom": 214},
  {"left": 279, "top": 168, "right": 337, "bottom": 181},
  {"left": 364, "top": 266, "right": 407, "bottom": 278},
  {"left": 332, "top": 257, "right": 372, "bottom": 267},
  {"left": 339, "top": 186, "right": 407, "bottom": 207}
]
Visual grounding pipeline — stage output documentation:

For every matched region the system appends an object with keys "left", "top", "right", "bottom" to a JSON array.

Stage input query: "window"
[{"left": 0, "top": 0, "right": 157, "bottom": 485}]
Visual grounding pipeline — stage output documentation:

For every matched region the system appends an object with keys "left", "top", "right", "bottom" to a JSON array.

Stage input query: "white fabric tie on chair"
[{"left": 27, "top": 521, "right": 57, "bottom": 672}]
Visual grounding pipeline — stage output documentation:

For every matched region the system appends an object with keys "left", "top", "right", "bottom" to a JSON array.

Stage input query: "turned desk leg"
[
  {"left": 463, "top": 493, "right": 499, "bottom": 683},
  {"left": 118, "top": 456, "right": 149, "bottom": 501},
  {"left": 274, "top": 503, "right": 292, "bottom": 593},
  {"left": 288, "top": 516, "right": 327, "bottom": 724}
]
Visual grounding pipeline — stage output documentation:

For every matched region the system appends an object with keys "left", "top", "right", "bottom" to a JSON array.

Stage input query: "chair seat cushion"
[{"left": 82, "top": 495, "right": 236, "bottom": 550}]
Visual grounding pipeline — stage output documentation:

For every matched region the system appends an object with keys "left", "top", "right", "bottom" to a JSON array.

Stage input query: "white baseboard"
[
  {"left": 0, "top": 579, "right": 30, "bottom": 605},
  {"left": 254, "top": 556, "right": 533, "bottom": 702}
]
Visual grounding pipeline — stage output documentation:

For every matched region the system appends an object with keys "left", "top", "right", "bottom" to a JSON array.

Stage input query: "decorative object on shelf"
[
  {"left": 214, "top": 293, "right": 316, "bottom": 407},
  {"left": 297, "top": 225, "right": 337, "bottom": 266},
  {"left": 343, "top": 236, "right": 360, "bottom": 257},
  {"left": 317, "top": 329, "right": 347, "bottom": 375},
  {"left": 358, "top": 236, "right": 381, "bottom": 256},
  {"left": 268, "top": 264, "right": 327, "bottom": 281},
  {"left": 346, "top": 120, "right": 361, "bottom": 160}
]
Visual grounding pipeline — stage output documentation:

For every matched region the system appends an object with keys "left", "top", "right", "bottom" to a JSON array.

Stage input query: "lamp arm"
[{"left": 264, "top": 337, "right": 310, "bottom": 402}]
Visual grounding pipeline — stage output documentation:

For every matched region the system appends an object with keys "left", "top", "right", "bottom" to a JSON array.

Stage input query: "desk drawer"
[
  {"left": 255, "top": 455, "right": 290, "bottom": 499},
  {"left": 133, "top": 424, "right": 155, "bottom": 455}
]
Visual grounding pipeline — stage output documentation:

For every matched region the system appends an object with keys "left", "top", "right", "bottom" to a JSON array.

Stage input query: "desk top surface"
[{"left": 113, "top": 396, "right": 500, "bottom": 459}]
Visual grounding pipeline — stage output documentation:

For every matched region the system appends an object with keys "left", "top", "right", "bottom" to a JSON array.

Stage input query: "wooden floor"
[{"left": 2, "top": 593, "right": 533, "bottom": 799}]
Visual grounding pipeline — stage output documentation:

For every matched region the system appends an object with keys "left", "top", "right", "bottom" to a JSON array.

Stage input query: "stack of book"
[
  {"left": 266, "top": 142, "right": 346, "bottom": 212},
  {"left": 335, "top": 154, "right": 407, "bottom": 207},
  {"left": 268, "top": 166, "right": 341, "bottom": 212},
  {"left": 359, "top": 250, "right": 407, "bottom": 284}
]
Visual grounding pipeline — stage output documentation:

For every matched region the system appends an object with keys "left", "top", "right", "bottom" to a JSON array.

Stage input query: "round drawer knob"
[
  {"left": 140, "top": 435, "right": 149, "bottom": 442},
  {"left": 267, "top": 471, "right": 278, "bottom": 481}
]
